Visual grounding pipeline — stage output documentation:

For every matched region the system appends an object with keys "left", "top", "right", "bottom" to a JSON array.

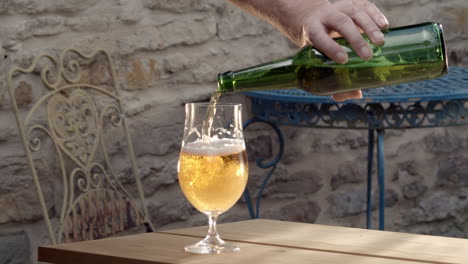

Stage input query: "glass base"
[{"left": 185, "top": 237, "right": 240, "bottom": 254}]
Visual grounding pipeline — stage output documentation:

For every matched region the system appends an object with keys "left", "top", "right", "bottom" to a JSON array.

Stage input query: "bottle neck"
[
  {"left": 217, "top": 71, "right": 236, "bottom": 93},
  {"left": 217, "top": 57, "right": 297, "bottom": 93}
]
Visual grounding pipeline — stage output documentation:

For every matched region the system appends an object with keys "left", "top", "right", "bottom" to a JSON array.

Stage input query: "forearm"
[{"left": 227, "top": 0, "right": 324, "bottom": 46}]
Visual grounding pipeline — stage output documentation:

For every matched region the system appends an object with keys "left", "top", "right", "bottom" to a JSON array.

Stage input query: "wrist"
[
  {"left": 271, "top": 0, "right": 331, "bottom": 46},
  {"left": 227, "top": 0, "right": 331, "bottom": 46}
]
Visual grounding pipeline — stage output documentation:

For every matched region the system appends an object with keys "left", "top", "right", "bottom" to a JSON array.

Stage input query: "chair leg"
[
  {"left": 366, "top": 129, "right": 375, "bottom": 229},
  {"left": 144, "top": 222, "right": 154, "bottom": 233},
  {"left": 377, "top": 129, "right": 385, "bottom": 230}
]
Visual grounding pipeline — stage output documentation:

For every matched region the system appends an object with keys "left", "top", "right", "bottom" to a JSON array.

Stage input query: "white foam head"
[{"left": 182, "top": 139, "right": 245, "bottom": 156}]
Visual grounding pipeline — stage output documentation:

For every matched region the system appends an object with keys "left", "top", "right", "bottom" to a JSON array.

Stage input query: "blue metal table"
[{"left": 242, "top": 66, "right": 468, "bottom": 230}]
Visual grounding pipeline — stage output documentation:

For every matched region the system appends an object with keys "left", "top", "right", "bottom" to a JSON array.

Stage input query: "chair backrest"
[{"left": 5, "top": 49, "right": 154, "bottom": 244}]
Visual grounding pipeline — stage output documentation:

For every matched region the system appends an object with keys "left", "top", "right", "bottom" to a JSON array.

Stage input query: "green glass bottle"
[{"left": 217, "top": 22, "right": 448, "bottom": 96}]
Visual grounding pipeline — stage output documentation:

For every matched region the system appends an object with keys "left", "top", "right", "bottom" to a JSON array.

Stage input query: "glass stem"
[
  {"left": 205, "top": 213, "right": 222, "bottom": 242},
  {"left": 208, "top": 214, "right": 219, "bottom": 237}
]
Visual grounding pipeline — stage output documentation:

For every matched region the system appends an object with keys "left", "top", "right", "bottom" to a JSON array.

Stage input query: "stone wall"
[{"left": 0, "top": 0, "right": 467, "bottom": 263}]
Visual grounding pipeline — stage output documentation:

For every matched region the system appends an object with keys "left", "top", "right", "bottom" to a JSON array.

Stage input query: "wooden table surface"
[{"left": 38, "top": 219, "right": 468, "bottom": 264}]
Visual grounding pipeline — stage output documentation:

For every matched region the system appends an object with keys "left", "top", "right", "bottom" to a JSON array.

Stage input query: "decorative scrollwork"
[
  {"left": 38, "top": 54, "right": 61, "bottom": 90},
  {"left": 101, "top": 104, "right": 123, "bottom": 128},
  {"left": 384, "top": 103, "right": 405, "bottom": 127},
  {"left": 71, "top": 168, "right": 90, "bottom": 194},
  {"left": 8, "top": 49, "right": 119, "bottom": 93},
  {"left": 27, "top": 125, "right": 49, "bottom": 152},
  {"left": 61, "top": 51, "right": 82, "bottom": 84},
  {"left": 89, "top": 163, "right": 105, "bottom": 189},
  {"left": 70, "top": 163, "right": 110, "bottom": 197},
  {"left": 251, "top": 98, "right": 468, "bottom": 129},
  {"left": 47, "top": 89, "right": 99, "bottom": 169}
]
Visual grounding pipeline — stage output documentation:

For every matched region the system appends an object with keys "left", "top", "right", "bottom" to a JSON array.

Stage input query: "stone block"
[
  {"left": 393, "top": 160, "right": 423, "bottom": 183},
  {"left": 331, "top": 160, "right": 366, "bottom": 190},
  {"left": 383, "top": 188, "right": 399, "bottom": 208},
  {"left": 419, "top": 189, "right": 468, "bottom": 222},
  {"left": 449, "top": 47, "right": 468, "bottom": 66},
  {"left": 66, "top": 17, "right": 111, "bottom": 32},
  {"left": 0, "top": 114, "right": 18, "bottom": 143},
  {"left": 17, "top": 16, "right": 65, "bottom": 40},
  {"left": 119, "top": 58, "right": 162, "bottom": 91},
  {"left": 424, "top": 129, "right": 466, "bottom": 153},
  {"left": 14, "top": 80, "right": 32, "bottom": 107},
  {"left": 334, "top": 130, "right": 367, "bottom": 150},
  {"left": 162, "top": 53, "right": 192, "bottom": 74},
  {"left": 396, "top": 161, "right": 419, "bottom": 177},
  {"left": 0, "top": 182, "right": 54, "bottom": 224},
  {"left": 400, "top": 189, "right": 468, "bottom": 226},
  {"left": 263, "top": 200, "right": 321, "bottom": 223},
  {"left": 189, "top": 62, "right": 216, "bottom": 83},
  {"left": 262, "top": 170, "right": 323, "bottom": 197},
  {"left": 402, "top": 207, "right": 426, "bottom": 226},
  {"left": 441, "top": 6, "right": 468, "bottom": 41},
  {"left": 0, "top": 152, "right": 32, "bottom": 195},
  {"left": 116, "top": 16, "right": 217, "bottom": 55},
  {"left": 216, "top": 3, "right": 273, "bottom": 41},
  {"left": 245, "top": 134, "right": 272, "bottom": 163},
  {"left": 0, "top": 231, "right": 31, "bottom": 264},
  {"left": 117, "top": 0, "right": 144, "bottom": 24},
  {"left": 402, "top": 220, "right": 464, "bottom": 238},
  {"left": 0, "top": 1, "right": 8, "bottom": 14},
  {"left": 382, "top": 0, "right": 414, "bottom": 7},
  {"left": 49, "top": 0, "right": 99, "bottom": 13},
  {"left": 142, "top": 0, "right": 219, "bottom": 13},
  {"left": 131, "top": 124, "right": 181, "bottom": 157},
  {"left": 4, "top": 0, "right": 98, "bottom": 14},
  {"left": 139, "top": 155, "right": 178, "bottom": 196},
  {"left": 2, "top": 0, "right": 46, "bottom": 14},
  {"left": 327, "top": 187, "right": 367, "bottom": 218},
  {"left": 402, "top": 181, "right": 427, "bottom": 199},
  {"left": 148, "top": 187, "right": 198, "bottom": 228},
  {"left": 436, "top": 157, "right": 468, "bottom": 187},
  {"left": 327, "top": 187, "right": 398, "bottom": 218}
]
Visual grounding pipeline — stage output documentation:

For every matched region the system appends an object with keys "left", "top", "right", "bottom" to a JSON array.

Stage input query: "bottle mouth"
[{"left": 436, "top": 23, "right": 449, "bottom": 75}]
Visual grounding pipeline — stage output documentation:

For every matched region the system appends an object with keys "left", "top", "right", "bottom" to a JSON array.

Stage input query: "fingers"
[
  {"left": 339, "top": 4, "right": 385, "bottom": 45},
  {"left": 331, "top": 90, "right": 363, "bottom": 102},
  {"left": 304, "top": 23, "right": 349, "bottom": 64},
  {"left": 355, "top": 0, "right": 389, "bottom": 29},
  {"left": 332, "top": 0, "right": 386, "bottom": 47},
  {"left": 354, "top": 11, "right": 384, "bottom": 45},
  {"left": 323, "top": 12, "right": 373, "bottom": 60}
]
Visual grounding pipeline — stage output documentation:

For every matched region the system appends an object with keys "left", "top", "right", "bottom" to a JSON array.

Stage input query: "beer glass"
[{"left": 178, "top": 103, "right": 248, "bottom": 254}]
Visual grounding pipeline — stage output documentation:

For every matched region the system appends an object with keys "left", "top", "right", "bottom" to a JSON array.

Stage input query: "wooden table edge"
[
  {"left": 155, "top": 231, "right": 452, "bottom": 264},
  {"left": 38, "top": 246, "right": 161, "bottom": 264}
]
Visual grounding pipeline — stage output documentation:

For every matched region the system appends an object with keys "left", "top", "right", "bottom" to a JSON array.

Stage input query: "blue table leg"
[
  {"left": 367, "top": 129, "right": 375, "bottom": 229},
  {"left": 377, "top": 129, "right": 385, "bottom": 230}
]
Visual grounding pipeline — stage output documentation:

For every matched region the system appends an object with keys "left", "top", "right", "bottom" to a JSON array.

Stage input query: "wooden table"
[{"left": 39, "top": 219, "right": 468, "bottom": 264}]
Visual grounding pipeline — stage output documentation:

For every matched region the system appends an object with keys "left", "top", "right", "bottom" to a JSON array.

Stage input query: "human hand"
[
  {"left": 228, "top": 0, "right": 389, "bottom": 101},
  {"left": 297, "top": 0, "right": 388, "bottom": 101},
  {"left": 299, "top": 0, "right": 388, "bottom": 62}
]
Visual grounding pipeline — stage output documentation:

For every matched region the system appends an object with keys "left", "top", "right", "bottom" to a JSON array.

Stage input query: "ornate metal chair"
[{"left": 5, "top": 49, "right": 154, "bottom": 244}]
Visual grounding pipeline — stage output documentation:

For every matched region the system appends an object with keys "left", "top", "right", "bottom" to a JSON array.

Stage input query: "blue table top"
[{"left": 243, "top": 66, "right": 468, "bottom": 104}]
